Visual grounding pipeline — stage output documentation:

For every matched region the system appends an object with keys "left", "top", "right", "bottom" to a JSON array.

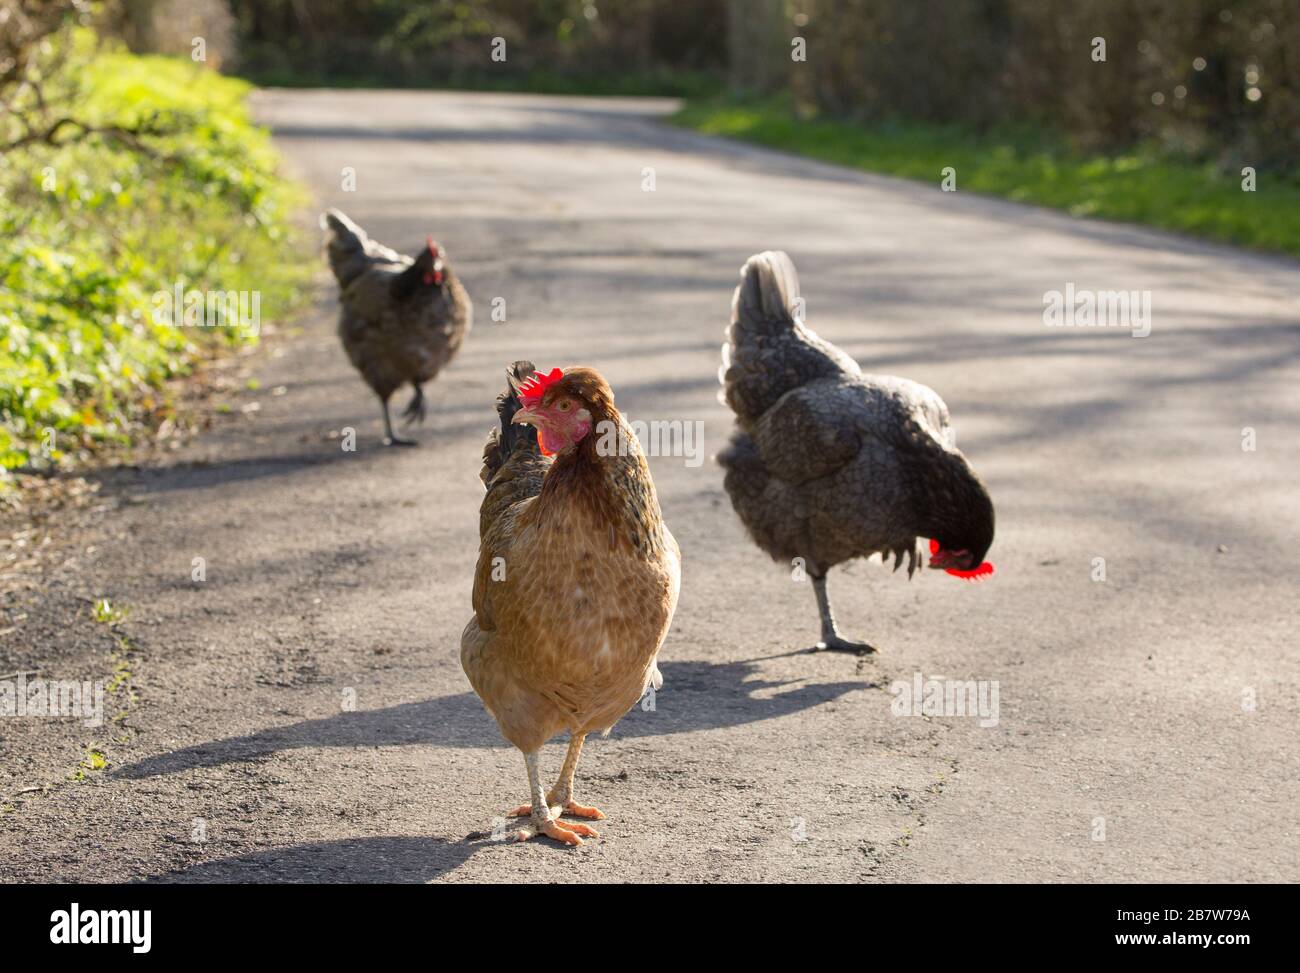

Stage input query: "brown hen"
[{"left": 461, "top": 362, "right": 680, "bottom": 845}]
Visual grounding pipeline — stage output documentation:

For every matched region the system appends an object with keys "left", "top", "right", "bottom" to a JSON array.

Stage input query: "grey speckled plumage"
[
  {"left": 717, "top": 251, "right": 995, "bottom": 652},
  {"left": 322, "top": 209, "right": 472, "bottom": 443}
]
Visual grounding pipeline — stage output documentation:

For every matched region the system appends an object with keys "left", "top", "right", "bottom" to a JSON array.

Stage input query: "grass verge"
[
  {"left": 1, "top": 33, "right": 314, "bottom": 474},
  {"left": 671, "top": 98, "right": 1300, "bottom": 258}
]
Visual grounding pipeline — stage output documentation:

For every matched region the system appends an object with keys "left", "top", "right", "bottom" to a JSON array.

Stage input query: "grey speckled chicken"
[
  {"left": 322, "top": 209, "right": 472, "bottom": 446},
  {"left": 718, "top": 251, "right": 995, "bottom": 654}
]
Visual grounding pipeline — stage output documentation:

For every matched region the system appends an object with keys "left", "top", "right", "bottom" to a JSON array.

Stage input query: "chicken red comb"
[
  {"left": 426, "top": 236, "right": 439, "bottom": 257},
  {"left": 518, "top": 367, "right": 564, "bottom": 404},
  {"left": 929, "top": 538, "right": 995, "bottom": 582}
]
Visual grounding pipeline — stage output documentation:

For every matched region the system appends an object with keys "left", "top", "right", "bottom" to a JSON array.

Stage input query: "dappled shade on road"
[{"left": 113, "top": 659, "right": 865, "bottom": 779}]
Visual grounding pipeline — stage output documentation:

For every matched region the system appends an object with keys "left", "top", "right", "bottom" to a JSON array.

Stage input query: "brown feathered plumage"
[
  {"left": 322, "top": 208, "right": 471, "bottom": 445},
  {"left": 461, "top": 362, "right": 680, "bottom": 845},
  {"left": 717, "top": 251, "right": 995, "bottom": 653}
]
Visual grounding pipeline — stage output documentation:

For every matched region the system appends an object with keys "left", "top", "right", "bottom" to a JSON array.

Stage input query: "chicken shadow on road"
[
  {"left": 112, "top": 659, "right": 865, "bottom": 780},
  {"left": 103, "top": 415, "right": 492, "bottom": 496},
  {"left": 142, "top": 836, "right": 478, "bottom": 884}
]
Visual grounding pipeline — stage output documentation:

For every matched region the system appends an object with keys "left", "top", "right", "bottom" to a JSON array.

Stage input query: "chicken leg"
[
  {"left": 380, "top": 396, "right": 417, "bottom": 447},
  {"left": 509, "top": 733, "right": 606, "bottom": 822},
  {"left": 811, "top": 573, "right": 876, "bottom": 654},
  {"left": 508, "top": 749, "right": 599, "bottom": 846}
]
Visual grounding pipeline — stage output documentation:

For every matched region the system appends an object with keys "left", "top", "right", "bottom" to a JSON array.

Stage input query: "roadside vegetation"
[
  {"left": 0, "top": 6, "right": 311, "bottom": 477},
  {"left": 224, "top": 0, "right": 725, "bottom": 94},
  {"left": 673, "top": 98, "right": 1300, "bottom": 258},
  {"left": 676, "top": 2, "right": 1300, "bottom": 260},
  {"left": 5, "top": 0, "right": 1297, "bottom": 479}
]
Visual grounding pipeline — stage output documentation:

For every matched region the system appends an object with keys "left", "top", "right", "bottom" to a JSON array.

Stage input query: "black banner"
[{"left": 0, "top": 882, "right": 1273, "bottom": 959}]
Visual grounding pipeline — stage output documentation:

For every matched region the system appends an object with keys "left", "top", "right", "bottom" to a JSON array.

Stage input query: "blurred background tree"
[
  {"left": 205, "top": 0, "right": 727, "bottom": 94},
  {"left": 785, "top": 0, "right": 1299, "bottom": 168},
  {"left": 116, "top": 0, "right": 236, "bottom": 67},
  {"left": 98, "top": 0, "right": 1298, "bottom": 166}
]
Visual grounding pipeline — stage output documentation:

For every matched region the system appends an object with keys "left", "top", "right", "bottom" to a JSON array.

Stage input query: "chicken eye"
[{"left": 557, "top": 400, "right": 573, "bottom": 412}]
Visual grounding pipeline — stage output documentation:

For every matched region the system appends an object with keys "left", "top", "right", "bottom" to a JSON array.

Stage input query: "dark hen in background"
[
  {"left": 322, "top": 209, "right": 472, "bottom": 445},
  {"left": 717, "top": 251, "right": 995, "bottom": 654}
]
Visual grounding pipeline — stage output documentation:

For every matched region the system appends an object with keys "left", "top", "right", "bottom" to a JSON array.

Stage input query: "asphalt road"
[{"left": 3, "top": 90, "right": 1297, "bottom": 883}]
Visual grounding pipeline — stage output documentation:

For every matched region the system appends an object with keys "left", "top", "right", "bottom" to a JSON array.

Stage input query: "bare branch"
[{"left": 0, "top": 112, "right": 180, "bottom": 157}]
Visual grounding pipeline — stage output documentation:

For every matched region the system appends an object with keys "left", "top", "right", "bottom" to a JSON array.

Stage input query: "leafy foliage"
[
  {"left": 226, "top": 0, "right": 726, "bottom": 92},
  {"left": 770, "top": 0, "right": 1300, "bottom": 170},
  {"left": 0, "top": 30, "right": 311, "bottom": 472}
]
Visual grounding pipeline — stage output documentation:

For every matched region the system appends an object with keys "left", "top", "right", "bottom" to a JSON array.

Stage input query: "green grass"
[
  {"left": 91, "top": 598, "right": 126, "bottom": 625},
  {"left": 672, "top": 99, "right": 1300, "bottom": 259},
  {"left": 0, "top": 33, "right": 313, "bottom": 473}
]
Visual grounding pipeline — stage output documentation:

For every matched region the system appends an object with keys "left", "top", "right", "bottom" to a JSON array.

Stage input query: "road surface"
[{"left": 3, "top": 90, "right": 1297, "bottom": 882}]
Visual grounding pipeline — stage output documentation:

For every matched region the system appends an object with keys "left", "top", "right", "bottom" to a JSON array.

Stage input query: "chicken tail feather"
[
  {"left": 479, "top": 360, "right": 540, "bottom": 486},
  {"left": 321, "top": 208, "right": 371, "bottom": 288},
  {"left": 730, "top": 250, "right": 801, "bottom": 339},
  {"left": 722, "top": 250, "right": 858, "bottom": 426}
]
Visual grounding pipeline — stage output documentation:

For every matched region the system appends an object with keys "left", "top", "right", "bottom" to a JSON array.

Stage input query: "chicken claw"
[
  {"left": 815, "top": 635, "right": 877, "bottom": 655},
  {"left": 502, "top": 749, "right": 602, "bottom": 846},
  {"left": 508, "top": 799, "right": 606, "bottom": 820},
  {"left": 380, "top": 398, "right": 419, "bottom": 447},
  {"left": 510, "top": 816, "right": 599, "bottom": 846},
  {"left": 508, "top": 734, "right": 606, "bottom": 821},
  {"left": 557, "top": 800, "right": 605, "bottom": 820},
  {"left": 810, "top": 573, "right": 878, "bottom": 654}
]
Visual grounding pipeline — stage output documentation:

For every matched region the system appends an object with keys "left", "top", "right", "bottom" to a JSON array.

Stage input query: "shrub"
[{"left": 0, "top": 23, "right": 310, "bottom": 472}]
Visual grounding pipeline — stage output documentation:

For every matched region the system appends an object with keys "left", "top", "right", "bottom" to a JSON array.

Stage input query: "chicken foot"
[
  {"left": 811, "top": 573, "right": 877, "bottom": 655},
  {"left": 400, "top": 383, "right": 426, "bottom": 425},
  {"left": 508, "top": 749, "right": 599, "bottom": 846},
  {"left": 380, "top": 396, "right": 417, "bottom": 447},
  {"left": 509, "top": 733, "right": 606, "bottom": 822}
]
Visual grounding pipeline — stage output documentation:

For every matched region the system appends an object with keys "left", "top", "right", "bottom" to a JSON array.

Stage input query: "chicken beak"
[
  {"left": 929, "top": 549, "right": 972, "bottom": 571},
  {"left": 512, "top": 405, "right": 539, "bottom": 427}
]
